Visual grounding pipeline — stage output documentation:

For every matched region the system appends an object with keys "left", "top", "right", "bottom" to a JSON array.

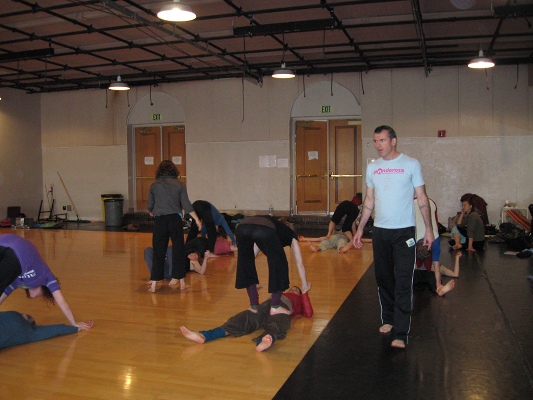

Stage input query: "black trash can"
[{"left": 102, "top": 194, "right": 124, "bottom": 227}]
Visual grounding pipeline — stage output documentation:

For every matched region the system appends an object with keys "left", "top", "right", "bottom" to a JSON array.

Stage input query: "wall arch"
[
  {"left": 128, "top": 91, "right": 184, "bottom": 125},
  {"left": 291, "top": 81, "right": 361, "bottom": 119}
]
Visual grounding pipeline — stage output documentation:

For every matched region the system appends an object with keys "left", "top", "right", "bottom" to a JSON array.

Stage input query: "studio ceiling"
[{"left": 1, "top": 0, "right": 532, "bottom": 93}]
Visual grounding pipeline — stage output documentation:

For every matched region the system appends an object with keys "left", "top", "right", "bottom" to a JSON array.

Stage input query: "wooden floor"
[{"left": 0, "top": 229, "right": 373, "bottom": 400}]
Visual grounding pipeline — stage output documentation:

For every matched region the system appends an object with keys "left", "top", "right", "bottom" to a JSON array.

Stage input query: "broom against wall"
[{"left": 57, "top": 172, "right": 91, "bottom": 223}]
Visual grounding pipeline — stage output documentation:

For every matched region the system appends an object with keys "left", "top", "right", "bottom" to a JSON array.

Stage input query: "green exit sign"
[
  {"left": 320, "top": 105, "right": 332, "bottom": 114},
  {"left": 152, "top": 113, "right": 162, "bottom": 121}
]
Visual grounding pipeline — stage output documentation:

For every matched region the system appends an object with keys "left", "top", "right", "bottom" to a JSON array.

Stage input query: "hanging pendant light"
[
  {"left": 157, "top": 0, "right": 196, "bottom": 22},
  {"left": 468, "top": 48, "right": 495, "bottom": 69},
  {"left": 272, "top": 63, "right": 295, "bottom": 79},
  {"left": 109, "top": 75, "right": 130, "bottom": 91}
]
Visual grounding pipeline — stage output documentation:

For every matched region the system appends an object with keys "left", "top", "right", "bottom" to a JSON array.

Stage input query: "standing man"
[{"left": 353, "top": 125, "right": 434, "bottom": 349}]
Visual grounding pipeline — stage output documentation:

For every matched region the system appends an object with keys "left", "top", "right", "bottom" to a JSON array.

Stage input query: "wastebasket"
[{"left": 101, "top": 194, "right": 124, "bottom": 227}]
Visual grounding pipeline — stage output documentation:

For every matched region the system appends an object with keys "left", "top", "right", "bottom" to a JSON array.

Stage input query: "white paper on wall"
[
  {"left": 172, "top": 156, "right": 182, "bottom": 165},
  {"left": 259, "top": 155, "right": 277, "bottom": 168},
  {"left": 308, "top": 151, "right": 318, "bottom": 160},
  {"left": 277, "top": 158, "right": 289, "bottom": 168},
  {"left": 144, "top": 156, "right": 154, "bottom": 165}
]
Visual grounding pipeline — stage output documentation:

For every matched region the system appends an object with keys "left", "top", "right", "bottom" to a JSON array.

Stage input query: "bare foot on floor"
[
  {"left": 270, "top": 306, "right": 291, "bottom": 316},
  {"left": 180, "top": 326, "right": 206, "bottom": 344},
  {"left": 437, "top": 279, "right": 455, "bottom": 296},
  {"left": 452, "top": 244, "right": 462, "bottom": 250},
  {"left": 379, "top": 324, "right": 393, "bottom": 333},
  {"left": 256, "top": 334, "right": 273, "bottom": 352},
  {"left": 391, "top": 339, "right": 406, "bottom": 349},
  {"left": 148, "top": 280, "right": 158, "bottom": 293},
  {"left": 169, "top": 278, "right": 189, "bottom": 290}
]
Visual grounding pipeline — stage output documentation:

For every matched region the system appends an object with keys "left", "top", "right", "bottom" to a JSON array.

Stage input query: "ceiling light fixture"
[
  {"left": 157, "top": 0, "right": 196, "bottom": 22},
  {"left": 272, "top": 63, "right": 295, "bottom": 79},
  {"left": 109, "top": 75, "right": 130, "bottom": 91},
  {"left": 468, "top": 48, "right": 495, "bottom": 69}
]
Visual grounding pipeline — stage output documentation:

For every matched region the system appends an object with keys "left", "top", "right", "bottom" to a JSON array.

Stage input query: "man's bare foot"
[
  {"left": 168, "top": 278, "right": 179, "bottom": 286},
  {"left": 391, "top": 339, "right": 406, "bottom": 348},
  {"left": 437, "top": 279, "right": 455, "bottom": 296},
  {"left": 180, "top": 326, "right": 206, "bottom": 344},
  {"left": 452, "top": 243, "right": 462, "bottom": 250},
  {"left": 379, "top": 324, "right": 393, "bottom": 333},
  {"left": 306, "top": 242, "right": 319, "bottom": 253},
  {"left": 256, "top": 334, "right": 273, "bottom": 352},
  {"left": 270, "top": 306, "right": 291, "bottom": 316}
]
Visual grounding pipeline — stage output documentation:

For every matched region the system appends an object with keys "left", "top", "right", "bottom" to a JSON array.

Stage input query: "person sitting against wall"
[{"left": 449, "top": 196, "right": 485, "bottom": 252}]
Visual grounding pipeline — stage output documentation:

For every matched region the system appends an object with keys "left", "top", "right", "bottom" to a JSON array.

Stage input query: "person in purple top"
[{"left": 0, "top": 234, "right": 94, "bottom": 331}]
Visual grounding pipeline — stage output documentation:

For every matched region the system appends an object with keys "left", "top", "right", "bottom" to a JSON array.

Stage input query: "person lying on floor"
[
  {"left": 180, "top": 285, "right": 313, "bottom": 352},
  {"left": 299, "top": 230, "right": 352, "bottom": 253},
  {"left": 0, "top": 311, "right": 87, "bottom": 349},
  {"left": 415, "top": 241, "right": 461, "bottom": 296},
  {"left": 144, "top": 237, "right": 212, "bottom": 279}
]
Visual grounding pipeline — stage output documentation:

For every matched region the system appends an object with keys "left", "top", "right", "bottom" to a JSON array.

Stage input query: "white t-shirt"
[{"left": 366, "top": 153, "right": 425, "bottom": 229}]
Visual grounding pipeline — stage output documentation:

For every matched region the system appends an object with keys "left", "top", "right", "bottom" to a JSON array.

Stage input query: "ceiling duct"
[
  {"left": 0, "top": 48, "right": 54, "bottom": 63},
  {"left": 493, "top": 4, "right": 533, "bottom": 18},
  {"left": 233, "top": 19, "right": 336, "bottom": 37}
]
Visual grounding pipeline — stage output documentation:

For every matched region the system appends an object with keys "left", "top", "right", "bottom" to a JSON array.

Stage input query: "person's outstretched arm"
[
  {"left": 52, "top": 289, "right": 94, "bottom": 330},
  {"left": 414, "top": 185, "right": 435, "bottom": 249},
  {"left": 290, "top": 238, "right": 311, "bottom": 293},
  {"left": 0, "top": 292, "right": 8, "bottom": 306},
  {"left": 189, "top": 211, "right": 203, "bottom": 233},
  {"left": 353, "top": 187, "right": 375, "bottom": 249}
]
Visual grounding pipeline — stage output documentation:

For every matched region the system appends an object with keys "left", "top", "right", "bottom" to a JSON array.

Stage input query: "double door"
[
  {"left": 295, "top": 120, "right": 362, "bottom": 214},
  {"left": 134, "top": 125, "right": 186, "bottom": 211}
]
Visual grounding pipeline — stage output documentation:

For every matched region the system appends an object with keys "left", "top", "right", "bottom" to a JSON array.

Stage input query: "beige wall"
[
  {"left": 6, "top": 63, "right": 528, "bottom": 224},
  {"left": 0, "top": 88, "right": 42, "bottom": 219}
]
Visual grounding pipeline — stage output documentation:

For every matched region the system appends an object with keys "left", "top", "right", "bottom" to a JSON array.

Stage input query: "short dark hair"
[
  {"left": 374, "top": 125, "right": 397, "bottom": 140},
  {"left": 156, "top": 160, "right": 179, "bottom": 179},
  {"left": 291, "top": 286, "right": 302, "bottom": 295}
]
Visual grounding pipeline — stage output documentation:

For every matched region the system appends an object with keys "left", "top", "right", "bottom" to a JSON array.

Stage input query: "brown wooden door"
[
  {"left": 328, "top": 120, "right": 362, "bottom": 211},
  {"left": 135, "top": 127, "right": 161, "bottom": 211},
  {"left": 135, "top": 125, "right": 186, "bottom": 211},
  {"left": 295, "top": 121, "right": 328, "bottom": 213},
  {"left": 163, "top": 125, "right": 186, "bottom": 186}
]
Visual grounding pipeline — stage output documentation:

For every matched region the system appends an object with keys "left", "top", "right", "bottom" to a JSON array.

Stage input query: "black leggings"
[{"left": 0, "top": 246, "right": 22, "bottom": 295}]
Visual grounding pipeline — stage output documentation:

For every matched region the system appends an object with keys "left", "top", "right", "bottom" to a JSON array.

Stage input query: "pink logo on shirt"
[{"left": 374, "top": 168, "right": 405, "bottom": 175}]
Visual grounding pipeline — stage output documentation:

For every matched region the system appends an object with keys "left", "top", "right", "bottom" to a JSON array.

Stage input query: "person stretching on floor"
[
  {"left": 299, "top": 230, "right": 351, "bottom": 253},
  {"left": 180, "top": 285, "right": 313, "bottom": 352},
  {"left": 0, "top": 311, "right": 84, "bottom": 349},
  {"left": 235, "top": 216, "right": 311, "bottom": 316},
  {"left": 415, "top": 241, "right": 461, "bottom": 296}
]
